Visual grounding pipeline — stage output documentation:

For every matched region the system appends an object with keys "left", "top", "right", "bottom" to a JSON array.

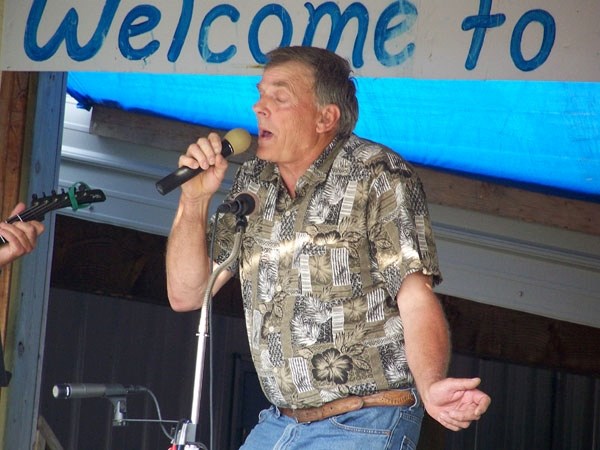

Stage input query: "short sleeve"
[{"left": 367, "top": 161, "right": 442, "bottom": 299}]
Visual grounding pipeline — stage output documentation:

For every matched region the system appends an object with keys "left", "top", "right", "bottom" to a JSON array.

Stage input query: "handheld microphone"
[
  {"left": 52, "top": 383, "right": 145, "bottom": 399},
  {"left": 155, "top": 128, "right": 252, "bottom": 196},
  {"left": 216, "top": 192, "right": 257, "bottom": 216}
]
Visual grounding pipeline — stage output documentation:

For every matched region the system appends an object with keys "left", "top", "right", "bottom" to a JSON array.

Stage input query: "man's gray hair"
[{"left": 265, "top": 46, "right": 359, "bottom": 137}]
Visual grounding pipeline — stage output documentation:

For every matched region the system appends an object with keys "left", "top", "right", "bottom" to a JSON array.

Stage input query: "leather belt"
[{"left": 279, "top": 390, "right": 415, "bottom": 423}]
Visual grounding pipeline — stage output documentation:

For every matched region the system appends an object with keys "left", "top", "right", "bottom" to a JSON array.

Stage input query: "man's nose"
[{"left": 252, "top": 98, "right": 268, "bottom": 116}]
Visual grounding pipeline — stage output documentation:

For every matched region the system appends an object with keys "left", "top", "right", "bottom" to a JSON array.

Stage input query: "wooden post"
[
  {"left": 0, "top": 71, "right": 31, "bottom": 352},
  {"left": 1, "top": 71, "right": 64, "bottom": 450}
]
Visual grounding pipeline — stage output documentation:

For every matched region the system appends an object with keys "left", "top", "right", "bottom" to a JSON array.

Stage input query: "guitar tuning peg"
[
  {"left": 51, "top": 189, "right": 57, "bottom": 196},
  {"left": 32, "top": 194, "right": 38, "bottom": 201}
]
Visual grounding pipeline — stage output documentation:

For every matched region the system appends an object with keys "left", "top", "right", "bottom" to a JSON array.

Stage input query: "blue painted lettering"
[
  {"left": 510, "top": 10, "right": 555, "bottom": 72},
  {"left": 463, "top": 0, "right": 556, "bottom": 72},
  {"left": 20, "top": 0, "right": 558, "bottom": 75},
  {"left": 118, "top": 5, "right": 161, "bottom": 60},
  {"left": 303, "top": 2, "right": 368, "bottom": 68},
  {"left": 199, "top": 5, "right": 240, "bottom": 63},
  {"left": 248, "top": 5, "right": 293, "bottom": 63},
  {"left": 24, "top": 0, "right": 120, "bottom": 62},
  {"left": 462, "top": 0, "right": 506, "bottom": 70},
  {"left": 374, "top": 1, "right": 416, "bottom": 67},
  {"left": 168, "top": 0, "right": 194, "bottom": 62}
]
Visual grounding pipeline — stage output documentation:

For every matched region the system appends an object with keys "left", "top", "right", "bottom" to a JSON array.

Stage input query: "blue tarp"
[{"left": 67, "top": 72, "right": 600, "bottom": 201}]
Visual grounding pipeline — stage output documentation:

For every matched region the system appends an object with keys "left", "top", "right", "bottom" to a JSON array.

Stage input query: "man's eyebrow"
[{"left": 256, "top": 80, "right": 293, "bottom": 91}]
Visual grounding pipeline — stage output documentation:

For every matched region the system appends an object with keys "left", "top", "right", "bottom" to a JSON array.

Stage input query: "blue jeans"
[{"left": 239, "top": 391, "right": 423, "bottom": 450}]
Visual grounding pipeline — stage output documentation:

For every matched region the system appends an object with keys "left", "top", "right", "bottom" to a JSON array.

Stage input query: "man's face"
[{"left": 253, "top": 61, "right": 325, "bottom": 167}]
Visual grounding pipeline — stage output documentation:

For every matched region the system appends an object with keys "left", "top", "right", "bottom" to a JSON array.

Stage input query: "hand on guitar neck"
[
  {"left": 0, "top": 183, "right": 106, "bottom": 268},
  {"left": 0, "top": 202, "right": 45, "bottom": 268}
]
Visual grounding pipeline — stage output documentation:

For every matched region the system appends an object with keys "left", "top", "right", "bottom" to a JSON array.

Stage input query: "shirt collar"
[{"left": 259, "top": 135, "right": 346, "bottom": 191}]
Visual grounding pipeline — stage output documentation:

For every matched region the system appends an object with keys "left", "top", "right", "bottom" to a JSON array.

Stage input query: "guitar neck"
[
  {"left": 6, "top": 199, "right": 69, "bottom": 224},
  {"left": 1, "top": 186, "right": 106, "bottom": 246},
  {"left": 3, "top": 186, "right": 106, "bottom": 227}
]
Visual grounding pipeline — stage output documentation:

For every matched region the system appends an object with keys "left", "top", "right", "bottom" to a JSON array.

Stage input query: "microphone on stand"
[
  {"left": 52, "top": 383, "right": 145, "bottom": 399},
  {"left": 53, "top": 383, "right": 147, "bottom": 426},
  {"left": 216, "top": 192, "right": 257, "bottom": 216},
  {"left": 155, "top": 128, "right": 252, "bottom": 195}
]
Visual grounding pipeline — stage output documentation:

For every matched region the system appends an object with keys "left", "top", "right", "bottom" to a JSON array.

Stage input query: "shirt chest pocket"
[{"left": 297, "top": 227, "right": 372, "bottom": 301}]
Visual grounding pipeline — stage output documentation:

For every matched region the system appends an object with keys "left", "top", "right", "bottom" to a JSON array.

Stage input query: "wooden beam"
[
  {"left": 34, "top": 416, "right": 64, "bottom": 450},
  {"left": 0, "top": 72, "right": 33, "bottom": 342},
  {"left": 90, "top": 105, "right": 256, "bottom": 164},
  {"left": 417, "top": 165, "right": 599, "bottom": 237},
  {"left": 89, "top": 105, "right": 599, "bottom": 237},
  {"left": 441, "top": 295, "right": 600, "bottom": 376}
]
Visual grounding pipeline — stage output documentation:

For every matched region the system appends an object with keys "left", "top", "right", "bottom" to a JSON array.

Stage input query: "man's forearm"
[
  {"left": 166, "top": 196, "right": 213, "bottom": 311},
  {"left": 396, "top": 273, "right": 451, "bottom": 402},
  {"left": 403, "top": 302, "right": 450, "bottom": 401}
]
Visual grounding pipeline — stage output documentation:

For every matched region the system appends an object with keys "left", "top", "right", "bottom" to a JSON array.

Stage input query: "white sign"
[{"left": 1, "top": 0, "right": 599, "bottom": 80}]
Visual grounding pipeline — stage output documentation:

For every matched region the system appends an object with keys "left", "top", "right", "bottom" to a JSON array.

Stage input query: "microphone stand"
[
  {"left": 109, "top": 396, "right": 128, "bottom": 426},
  {"left": 178, "top": 213, "right": 248, "bottom": 448},
  {"left": 52, "top": 385, "right": 180, "bottom": 445}
]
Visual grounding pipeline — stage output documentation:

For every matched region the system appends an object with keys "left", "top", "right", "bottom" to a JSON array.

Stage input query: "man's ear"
[{"left": 317, "top": 104, "right": 341, "bottom": 133}]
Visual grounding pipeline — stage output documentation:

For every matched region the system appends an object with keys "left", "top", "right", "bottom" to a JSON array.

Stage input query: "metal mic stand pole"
[{"left": 183, "top": 214, "right": 247, "bottom": 447}]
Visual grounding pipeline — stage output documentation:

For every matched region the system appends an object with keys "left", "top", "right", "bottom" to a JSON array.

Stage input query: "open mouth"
[{"left": 259, "top": 128, "right": 273, "bottom": 139}]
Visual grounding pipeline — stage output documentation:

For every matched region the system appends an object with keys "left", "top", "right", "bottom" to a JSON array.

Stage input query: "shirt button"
[{"left": 275, "top": 285, "right": 282, "bottom": 292}]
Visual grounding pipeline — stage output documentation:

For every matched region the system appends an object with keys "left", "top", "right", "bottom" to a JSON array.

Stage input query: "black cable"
[{"left": 122, "top": 387, "right": 178, "bottom": 441}]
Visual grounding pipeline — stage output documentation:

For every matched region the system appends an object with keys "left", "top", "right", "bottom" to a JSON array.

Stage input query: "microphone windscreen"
[
  {"left": 52, "top": 384, "right": 69, "bottom": 399},
  {"left": 223, "top": 128, "right": 252, "bottom": 156}
]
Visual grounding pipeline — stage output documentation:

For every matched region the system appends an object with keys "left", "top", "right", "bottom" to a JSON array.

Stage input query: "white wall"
[
  {"left": 59, "top": 96, "right": 600, "bottom": 329},
  {"left": 4, "top": 1, "right": 600, "bottom": 81}
]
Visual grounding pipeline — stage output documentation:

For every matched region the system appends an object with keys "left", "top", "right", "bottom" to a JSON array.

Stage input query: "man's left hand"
[{"left": 422, "top": 377, "right": 491, "bottom": 431}]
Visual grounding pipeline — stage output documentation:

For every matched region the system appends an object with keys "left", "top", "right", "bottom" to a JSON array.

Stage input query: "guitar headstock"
[
  {"left": 7, "top": 184, "right": 107, "bottom": 224},
  {"left": 31, "top": 187, "right": 106, "bottom": 208}
]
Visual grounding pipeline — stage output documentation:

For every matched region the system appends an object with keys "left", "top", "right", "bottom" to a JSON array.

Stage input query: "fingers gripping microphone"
[
  {"left": 217, "top": 192, "right": 257, "bottom": 216},
  {"left": 155, "top": 128, "right": 252, "bottom": 196},
  {"left": 52, "top": 383, "right": 144, "bottom": 399}
]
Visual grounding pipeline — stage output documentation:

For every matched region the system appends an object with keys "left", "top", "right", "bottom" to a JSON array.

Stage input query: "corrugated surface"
[{"left": 446, "top": 353, "right": 600, "bottom": 450}]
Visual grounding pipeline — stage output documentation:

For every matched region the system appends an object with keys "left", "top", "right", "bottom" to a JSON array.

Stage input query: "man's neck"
[{"left": 277, "top": 133, "right": 337, "bottom": 198}]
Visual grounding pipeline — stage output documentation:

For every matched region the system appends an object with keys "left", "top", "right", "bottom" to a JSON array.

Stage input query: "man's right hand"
[{"left": 178, "top": 132, "right": 230, "bottom": 200}]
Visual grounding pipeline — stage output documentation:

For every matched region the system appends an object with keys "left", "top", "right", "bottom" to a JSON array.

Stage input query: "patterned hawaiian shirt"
[{"left": 210, "top": 134, "right": 442, "bottom": 409}]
